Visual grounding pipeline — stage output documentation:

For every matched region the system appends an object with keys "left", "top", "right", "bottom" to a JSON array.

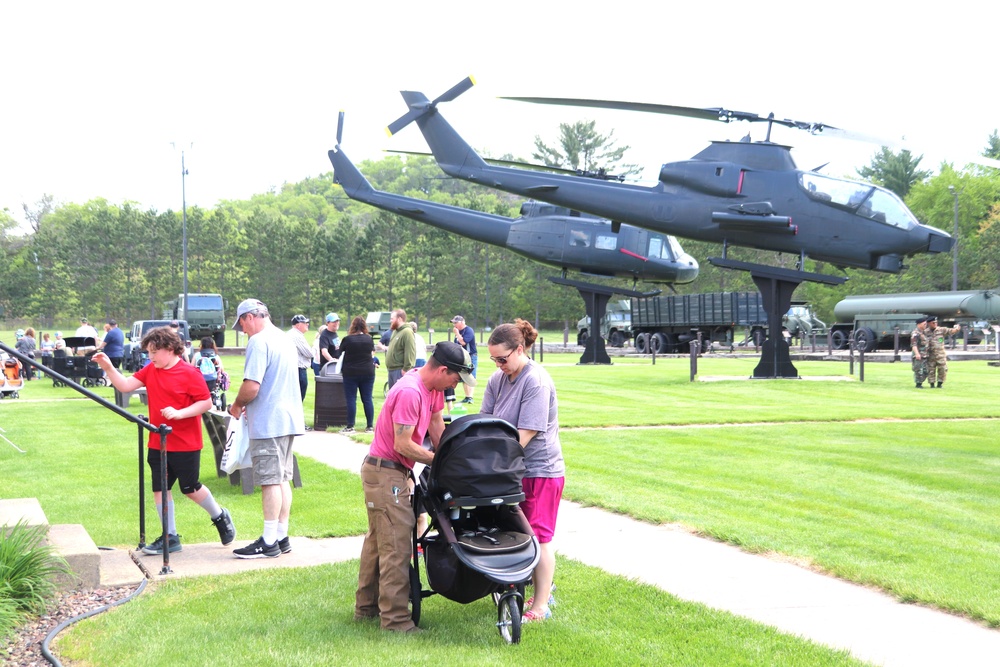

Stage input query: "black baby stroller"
[
  {"left": 51, "top": 337, "right": 106, "bottom": 387},
  {"left": 411, "top": 414, "right": 540, "bottom": 644}
]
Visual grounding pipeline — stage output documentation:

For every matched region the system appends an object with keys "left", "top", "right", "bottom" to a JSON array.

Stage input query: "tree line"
[{"left": 2, "top": 130, "right": 1000, "bottom": 333}]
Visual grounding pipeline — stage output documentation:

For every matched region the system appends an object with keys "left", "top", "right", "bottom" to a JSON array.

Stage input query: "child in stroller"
[
  {"left": 191, "top": 337, "right": 228, "bottom": 411},
  {"left": 1, "top": 351, "right": 24, "bottom": 399},
  {"left": 412, "top": 414, "right": 540, "bottom": 644}
]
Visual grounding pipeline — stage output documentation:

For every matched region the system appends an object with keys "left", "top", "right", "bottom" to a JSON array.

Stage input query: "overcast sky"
[{"left": 2, "top": 1, "right": 996, "bottom": 230}]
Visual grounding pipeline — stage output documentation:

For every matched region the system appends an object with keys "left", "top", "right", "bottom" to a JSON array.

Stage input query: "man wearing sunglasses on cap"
[{"left": 355, "top": 341, "right": 475, "bottom": 633}]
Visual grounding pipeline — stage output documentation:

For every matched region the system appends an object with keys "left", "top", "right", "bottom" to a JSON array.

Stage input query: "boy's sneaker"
[
  {"left": 460, "top": 397, "right": 474, "bottom": 404},
  {"left": 211, "top": 508, "right": 236, "bottom": 545},
  {"left": 142, "top": 533, "right": 182, "bottom": 555},
  {"left": 233, "top": 536, "right": 280, "bottom": 559},
  {"left": 364, "top": 427, "right": 374, "bottom": 434},
  {"left": 277, "top": 536, "right": 292, "bottom": 554},
  {"left": 339, "top": 427, "right": 356, "bottom": 435}
]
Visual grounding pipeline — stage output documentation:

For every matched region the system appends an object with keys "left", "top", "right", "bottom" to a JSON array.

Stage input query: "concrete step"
[
  {"left": 0, "top": 497, "right": 48, "bottom": 535},
  {"left": 2, "top": 498, "right": 145, "bottom": 590},
  {"left": 46, "top": 523, "right": 101, "bottom": 590}
]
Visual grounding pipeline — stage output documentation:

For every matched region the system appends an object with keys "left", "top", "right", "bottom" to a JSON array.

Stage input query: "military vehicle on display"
[
  {"left": 829, "top": 289, "right": 1000, "bottom": 352},
  {"left": 783, "top": 304, "right": 828, "bottom": 341},
  {"left": 577, "top": 300, "right": 632, "bottom": 347},
  {"left": 386, "top": 77, "right": 954, "bottom": 377},
  {"left": 164, "top": 293, "right": 226, "bottom": 347},
  {"left": 366, "top": 311, "right": 394, "bottom": 338},
  {"left": 328, "top": 115, "right": 699, "bottom": 286},
  {"left": 629, "top": 292, "right": 825, "bottom": 353}
]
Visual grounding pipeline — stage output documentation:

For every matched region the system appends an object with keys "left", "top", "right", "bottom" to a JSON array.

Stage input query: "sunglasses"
[{"left": 489, "top": 347, "right": 519, "bottom": 365}]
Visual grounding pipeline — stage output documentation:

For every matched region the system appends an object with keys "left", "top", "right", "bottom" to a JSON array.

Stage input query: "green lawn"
[
  {"left": 55, "top": 560, "right": 867, "bottom": 667},
  {"left": 3, "top": 351, "right": 999, "bottom": 663}
]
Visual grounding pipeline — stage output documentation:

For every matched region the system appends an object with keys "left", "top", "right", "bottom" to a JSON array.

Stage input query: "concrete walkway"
[{"left": 128, "top": 430, "right": 1000, "bottom": 666}]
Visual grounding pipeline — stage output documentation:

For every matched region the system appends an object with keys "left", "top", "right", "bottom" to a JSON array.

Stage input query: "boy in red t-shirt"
[{"left": 95, "top": 326, "right": 236, "bottom": 555}]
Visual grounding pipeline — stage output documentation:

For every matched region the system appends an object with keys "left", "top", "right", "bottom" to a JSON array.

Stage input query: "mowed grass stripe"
[{"left": 563, "top": 420, "right": 1000, "bottom": 625}]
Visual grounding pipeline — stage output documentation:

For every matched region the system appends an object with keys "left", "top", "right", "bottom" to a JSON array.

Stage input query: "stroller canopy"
[{"left": 429, "top": 414, "right": 525, "bottom": 501}]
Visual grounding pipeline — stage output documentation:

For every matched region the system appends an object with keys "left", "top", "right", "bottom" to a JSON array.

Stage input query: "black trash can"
[{"left": 314, "top": 362, "right": 348, "bottom": 430}]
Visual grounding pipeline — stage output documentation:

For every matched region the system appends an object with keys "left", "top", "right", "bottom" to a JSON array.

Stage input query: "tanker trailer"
[{"left": 829, "top": 289, "right": 1000, "bottom": 352}]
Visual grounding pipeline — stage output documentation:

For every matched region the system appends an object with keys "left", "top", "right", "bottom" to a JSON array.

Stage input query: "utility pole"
[
  {"left": 948, "top": 185, "right": 959, "bottom": 291},
  {"left": 181, "top": 150, "right": 189, "bottom": 313}
]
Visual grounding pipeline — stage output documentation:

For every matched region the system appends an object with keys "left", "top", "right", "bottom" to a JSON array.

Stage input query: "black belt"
[{"left": 364, "top": 455, "right": 410, "bottom": 474}]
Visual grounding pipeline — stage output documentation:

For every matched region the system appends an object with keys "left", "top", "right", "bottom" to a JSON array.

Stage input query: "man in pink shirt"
[{"left": 354, "top": 341, "right": 475, "bottom": 633}]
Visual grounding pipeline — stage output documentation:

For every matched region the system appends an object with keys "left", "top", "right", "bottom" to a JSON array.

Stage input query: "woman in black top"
[{"left": 338, "top": 315, "right": 377, "bottom": 434}]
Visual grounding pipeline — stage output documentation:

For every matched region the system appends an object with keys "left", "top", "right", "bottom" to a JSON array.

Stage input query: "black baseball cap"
[{"left": 431, "top": 341, "right": 476, "bottom": 386}]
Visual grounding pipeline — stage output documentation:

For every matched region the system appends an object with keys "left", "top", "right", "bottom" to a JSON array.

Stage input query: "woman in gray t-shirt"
[{"left": 480, "top": 319, "right": 564, "bottom": 623}]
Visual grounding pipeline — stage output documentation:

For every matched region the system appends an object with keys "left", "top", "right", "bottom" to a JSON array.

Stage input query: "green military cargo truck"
[{"left": 164, "top": 293, "right": 227, "bottom": 347}]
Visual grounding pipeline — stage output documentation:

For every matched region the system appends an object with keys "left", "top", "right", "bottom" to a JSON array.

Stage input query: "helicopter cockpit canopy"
[
  {"left": 648, "top": 234, "right": 685, "bottom": 261},
  {"left": 799, "top": 172, "right": 918, "bottom": 230}
]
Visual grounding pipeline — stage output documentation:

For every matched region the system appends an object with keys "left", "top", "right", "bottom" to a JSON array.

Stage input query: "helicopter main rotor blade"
[{"left": 502, "top": 96, "right": 841, "bottom": 135}]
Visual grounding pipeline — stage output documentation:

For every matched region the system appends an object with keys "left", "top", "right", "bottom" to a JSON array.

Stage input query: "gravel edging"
[{"left": 2, "top": 585, "right": 141, "bottom": 666}]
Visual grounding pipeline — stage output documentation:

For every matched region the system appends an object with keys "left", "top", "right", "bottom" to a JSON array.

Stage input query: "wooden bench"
[{"left": 114, "top": 386, "right": 148, "bottom": 409}]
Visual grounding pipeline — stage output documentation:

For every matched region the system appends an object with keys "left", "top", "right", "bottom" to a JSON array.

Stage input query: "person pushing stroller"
[{"left": 355, "top": 341, "right": 474, "bottom": 633}]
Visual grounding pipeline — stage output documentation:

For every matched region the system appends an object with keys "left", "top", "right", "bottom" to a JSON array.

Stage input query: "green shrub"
[{"left": 0, "top": 520, "right": 71, "bottom": 639}]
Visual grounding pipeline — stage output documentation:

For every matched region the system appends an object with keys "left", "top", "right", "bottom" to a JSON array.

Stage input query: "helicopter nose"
[{"left": 925, "top": 227, "right": 954, "bottom": 254}]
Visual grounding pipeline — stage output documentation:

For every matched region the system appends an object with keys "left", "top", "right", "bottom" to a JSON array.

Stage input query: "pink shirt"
[{"left": 369, "top": 369, "right": 443, "bottom": 469}]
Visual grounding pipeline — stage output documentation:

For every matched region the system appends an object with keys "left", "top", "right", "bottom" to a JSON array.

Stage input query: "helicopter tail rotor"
[
  {"left": 386, "top": 76, "right": 476, "bottom": 136},
  {"left": 336, "top": 110, "right": 345, "bottom": 146}
]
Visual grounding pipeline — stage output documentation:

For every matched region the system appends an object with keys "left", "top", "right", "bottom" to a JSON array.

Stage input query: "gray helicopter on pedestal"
[
  {"left": 385, "top": 77, "right": 954, "bottom": 378},
  {"left": 329, "top": 113, "right": 699, "bottom": 362}
]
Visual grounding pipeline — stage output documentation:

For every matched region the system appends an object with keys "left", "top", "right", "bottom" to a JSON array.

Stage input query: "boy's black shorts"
[{"left": 147, "top": 448, "right": 203, "bottom": 495}]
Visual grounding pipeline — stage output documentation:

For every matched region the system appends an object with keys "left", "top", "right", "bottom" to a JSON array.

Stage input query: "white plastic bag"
[
  {"left": 334, "top": 352, "right": 345, "bottom": 375},
  {"left": 221, "top": 415, "right": 252, "bottom": 474}
]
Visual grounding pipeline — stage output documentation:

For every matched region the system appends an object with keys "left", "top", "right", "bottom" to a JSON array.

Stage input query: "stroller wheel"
[
  {"left": 408, "top": 563, "right": 422, "bottom": 627},
  {"left": 496, "top": 594, "right": 522, "bottom": 644}
]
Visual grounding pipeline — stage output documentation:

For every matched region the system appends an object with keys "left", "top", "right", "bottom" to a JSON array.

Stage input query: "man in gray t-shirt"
[{"left": 229, "top": 299, "right": 304, "bottom": 559}]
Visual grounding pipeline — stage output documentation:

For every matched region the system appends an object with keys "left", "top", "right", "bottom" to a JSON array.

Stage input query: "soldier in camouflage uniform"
[
  {"left": 910, "top": 316, "right": 929, "bottom": 388},
  {"left": 925, "top": 315, "right": 962, "bottom": 388}
]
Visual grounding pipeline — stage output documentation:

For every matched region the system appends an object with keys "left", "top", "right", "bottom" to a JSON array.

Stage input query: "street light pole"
[
  {"left": 948, "top": 185, "right": 959, "bottom": 291},
  {"left": 181, "top": 150, "right": 189, "bottom": 316}
]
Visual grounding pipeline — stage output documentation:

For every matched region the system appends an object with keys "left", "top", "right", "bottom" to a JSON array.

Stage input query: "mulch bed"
[{"left": 2, "top": 585, "right": 141, "bottom": 666}]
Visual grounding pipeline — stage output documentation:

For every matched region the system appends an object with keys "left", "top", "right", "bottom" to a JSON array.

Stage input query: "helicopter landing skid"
[
  {"left": 708, "top": 258, "right": 846, "bottom": 379},
  {"left": 548, "top": 277, "right": 660, "bottom": 365}
]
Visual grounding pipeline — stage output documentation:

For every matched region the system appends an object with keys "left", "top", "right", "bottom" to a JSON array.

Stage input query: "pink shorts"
[{"left": 520, "top": 476, "right": 564, "bottom": 543}]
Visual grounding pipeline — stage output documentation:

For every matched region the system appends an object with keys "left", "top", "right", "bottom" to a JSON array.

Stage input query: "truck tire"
[
  {"left": 635, "top": 333, "right": 650, "bottom": 354},
  {"left": 609, "top": 330, "right": 625, "bottom": 348},
  {"left": 855, "top": 327, "right": 877, "bottom": 353},
  {"left": 652, "top": 333, "right": 669, "bottom": 354},
  {"left": 831, "top": 329, "right": 848, "bottom": 350},
  {"left": 577, "top": 330, "right": 589, "bottom": 346},
  {"left": 214, "top": 331, "right": 226, "bottom": 348}
]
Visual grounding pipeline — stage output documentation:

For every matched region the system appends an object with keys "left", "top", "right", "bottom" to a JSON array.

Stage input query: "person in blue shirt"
[
  {"left": 97, "top": 319, "right": 126, "bottom": 369},
  {"left": 450, "top": 315, "right": 478, "bottom": 404}
]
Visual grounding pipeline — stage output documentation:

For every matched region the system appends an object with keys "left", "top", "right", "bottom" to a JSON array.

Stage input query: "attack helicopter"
[
  {"left": 386, "top": 77, "right": 953, "bottom": 276},
  {"left": 385, "top": 77, "right": 955, "bottom": 378},
  {"left": 328, "top": 113, "right": 697, "bottom": 363}
]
